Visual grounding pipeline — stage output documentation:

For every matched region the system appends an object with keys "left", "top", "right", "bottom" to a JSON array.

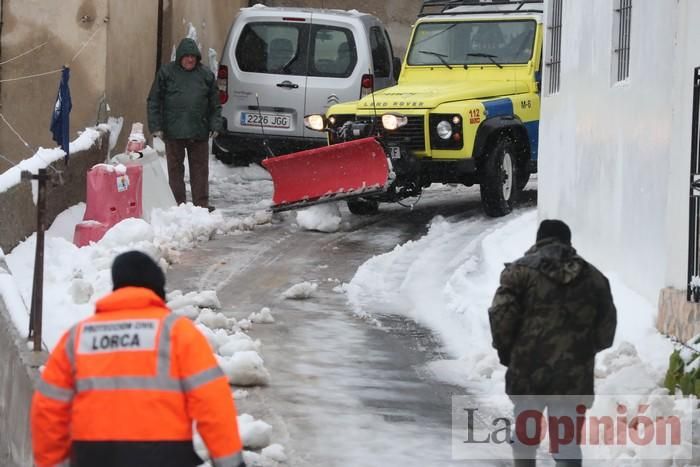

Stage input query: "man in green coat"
[
  {"left": 489, "top": 219, "right": 617, "bottom": 466},
  {"left": 147, "top": 38, "right": 222, "bottom": 211}
]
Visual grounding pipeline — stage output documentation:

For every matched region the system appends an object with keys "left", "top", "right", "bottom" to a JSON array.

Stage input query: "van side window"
[
  {"left": 235, "top": 23, "right": 307, "bottom": 76},
  {"left": 309, "top": 25, "right": 357, "bottom": 78},
  {"left": 370, "top": 26, "right": 391, "bottom": 78}
]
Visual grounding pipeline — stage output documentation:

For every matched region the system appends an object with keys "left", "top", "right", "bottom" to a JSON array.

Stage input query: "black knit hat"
[
  {"left": 536, "top": 219, "right": 572, "bottom": 245},
  {"left": 111, "top": 251, "right": 166, "bottom": 300}
]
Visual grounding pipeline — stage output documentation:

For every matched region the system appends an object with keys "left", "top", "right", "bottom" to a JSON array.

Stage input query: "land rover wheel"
[
  {"left": 347, "top": 198, "right": 379, "bottom": 215},
  {"left": 516, "top": 163, "right": 531, "bottom": 191},
  {"left": 479, "top": 137, "right": 518, "bottom": 217}
]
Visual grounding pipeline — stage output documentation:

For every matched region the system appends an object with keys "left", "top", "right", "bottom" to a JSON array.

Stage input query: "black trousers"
[{"left": 71, "top": 440, "right": 203, "bottom": 467}]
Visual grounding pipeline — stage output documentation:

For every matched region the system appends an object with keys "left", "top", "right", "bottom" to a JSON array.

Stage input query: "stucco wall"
[
  {"left": 0, "top": 0, "right": 108, "bottom": 172},
  {"left": 105, "top": 0, "right": 159, "bottom": 153},
  {"left": 538, "top": 0, "right": 700, "bottom": 302},
  {"left": 664, "top": 1, "right": 700, "bottom": 294},
  {"left": 252, "top": 0, "right": 423, "bottom": 57},
  {"left": 161, "top": 0, "right": 245, "bottom": 72}
]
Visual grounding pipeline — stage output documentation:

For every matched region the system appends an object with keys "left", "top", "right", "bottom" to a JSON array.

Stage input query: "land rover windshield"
[{"left": 407, "top": 20, "right": 536, "bottom": 66}]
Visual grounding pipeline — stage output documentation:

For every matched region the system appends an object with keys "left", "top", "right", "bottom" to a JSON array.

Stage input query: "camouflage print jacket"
[{"left": 488, "top": 238, "right": 617, "bottom": 396}]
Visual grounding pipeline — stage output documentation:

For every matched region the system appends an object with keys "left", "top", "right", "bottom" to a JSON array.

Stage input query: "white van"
[{"left": 213, "top": 6, "right": 400, "bottom": 165}]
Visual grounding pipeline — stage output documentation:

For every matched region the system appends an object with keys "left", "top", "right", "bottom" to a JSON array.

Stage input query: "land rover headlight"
[
  {"left": 436, "top": 120, "right": 452, "bottom": 140},
  {"left": 304, "top": 114, "right": 326, "bottom": 131},
  {"left": 381, "top": 113, "right": 408, "bottom": 131}
]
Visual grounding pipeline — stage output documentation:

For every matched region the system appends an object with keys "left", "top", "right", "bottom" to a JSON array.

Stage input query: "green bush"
[{"left": 664, "top": 341, "right": 700, "bottom": 397}]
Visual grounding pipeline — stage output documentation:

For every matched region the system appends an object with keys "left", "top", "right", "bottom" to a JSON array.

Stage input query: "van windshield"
[
  {"left": 407, "top": 20, "right": 536, "bottom": 66},
  {"left": 235, "top": 22, "right": 357, "bottom": 78}
]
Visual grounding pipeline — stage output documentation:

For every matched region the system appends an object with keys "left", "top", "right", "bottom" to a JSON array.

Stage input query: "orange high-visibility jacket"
[{"left": 31, "top": 287, "right": 243, "bottom": 467}]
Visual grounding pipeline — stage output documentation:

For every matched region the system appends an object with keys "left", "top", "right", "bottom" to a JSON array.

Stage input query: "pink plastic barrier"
[{"left": 73, "top": 164, "right": 143, "bottom": 247}]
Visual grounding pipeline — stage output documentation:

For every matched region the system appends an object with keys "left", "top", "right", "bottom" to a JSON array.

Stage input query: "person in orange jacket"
[{"left": 31, "top": 250, "right": 245, "bottom": 467}]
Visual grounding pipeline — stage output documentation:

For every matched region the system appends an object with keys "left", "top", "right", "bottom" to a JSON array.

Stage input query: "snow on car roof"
[{"left": 241, "top": 5, "right": 370, "bottom": 19}]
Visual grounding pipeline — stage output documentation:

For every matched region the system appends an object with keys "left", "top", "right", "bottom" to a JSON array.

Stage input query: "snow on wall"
[{"left": 538, "top": 0, "right": 700, "bottom": 301}]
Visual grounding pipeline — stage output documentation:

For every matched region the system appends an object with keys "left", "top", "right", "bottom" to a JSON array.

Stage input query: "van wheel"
[
  {"left": 231, "top": 153, "right": 253, "bottom": 167},
  {"left": 347, "top": 198, "right": 379, "bottom": 215},
  {"left": 213, "top": 147, "right": 233, "bottom": 165},
  {"left": 479, "top": 136, "right": 518, "bottom": 217}
]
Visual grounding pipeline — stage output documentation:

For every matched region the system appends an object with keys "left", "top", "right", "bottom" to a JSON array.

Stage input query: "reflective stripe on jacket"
[{"left": 30, "top": 287, "right": 243, "bottom": 467}]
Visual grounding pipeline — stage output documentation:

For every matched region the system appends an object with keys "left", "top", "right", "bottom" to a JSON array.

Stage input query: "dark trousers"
[
  {"left": 512, "top": 397, "right": 584, "bottom": 467},
  {"left": 71, "top": 440, "right": 202, "bottom": 467},
  {"left": 164, "top": 139, "right": 209, "bottom": 207}
]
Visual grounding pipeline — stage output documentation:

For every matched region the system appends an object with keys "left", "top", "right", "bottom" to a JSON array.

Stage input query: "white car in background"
[{"left": 214, "top": 5, "right": 400, "bottom": 165}]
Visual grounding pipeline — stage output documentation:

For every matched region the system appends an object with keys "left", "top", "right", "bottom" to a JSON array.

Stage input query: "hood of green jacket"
[
  {"left": 175, "top": 38, "right": 201, "bottom": 64},
  {"left": 517, "top": 238, "right": 584, "bottom": 284}
]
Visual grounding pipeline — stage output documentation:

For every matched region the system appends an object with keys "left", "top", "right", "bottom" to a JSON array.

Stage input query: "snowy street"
[
  {"left": 0, "top": 154, "right": 688, "bottom": 466},
  {"left": 168, "top": 173, "right": 527, "bottom": 466}
]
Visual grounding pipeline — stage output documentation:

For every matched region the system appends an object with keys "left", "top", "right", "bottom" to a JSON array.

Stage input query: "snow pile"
[
  {"left": 281, "top": 281, "right": 318, "bottom": 300},
  {"left": 238, "top": 413, "right": 273, "bottom": 449},
  {"left": 1, "top": 201, "right": 271, "bottom": 349},
  {"left": 296, "top": 203, "right": 342, "bottom": 233},
  {"left": 217, "top": 351, "right": 271, "bottom": 387},
  {"left": 196, "top": 309, "right": 232, "bottom": 330},
  {"left": 208, "top": 161, "right": 274, "bottom": 219},
  {"left": 249, "top": 307, "right": 275, "bottom": 324},
  {"left": 218, "top": 332, "right": 262, "bottom": 357},
  {"left": 169, "top": 289, "right": 222, "bottom": 311}
]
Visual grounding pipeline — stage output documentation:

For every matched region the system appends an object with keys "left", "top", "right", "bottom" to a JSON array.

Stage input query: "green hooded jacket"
[
  {"left": 147, "top": 38, "right": 222, "bottom": 140},
  {"left": 488, "top": 238, "right": 617, "bottom": 396}
]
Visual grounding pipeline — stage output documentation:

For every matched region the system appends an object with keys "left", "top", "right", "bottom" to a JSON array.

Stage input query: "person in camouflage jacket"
[
  {"left": 488, "top": 219, "right": 617, "bottom": 466},
  {"left": 489, "top": 219, "right": 617, "bottom": 396}
]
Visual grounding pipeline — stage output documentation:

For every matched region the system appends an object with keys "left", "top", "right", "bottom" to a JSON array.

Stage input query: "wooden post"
[{"left": 21, "top": 168, "right": 49, "bottom": 351}]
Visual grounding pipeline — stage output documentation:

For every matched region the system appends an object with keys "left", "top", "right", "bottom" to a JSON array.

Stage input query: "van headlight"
[
  {"left": 381, "top": 113, "right": 408, "bottom": 131},
  {"left": 304, "top": 114, "right": 326, "bottom": 131},
  {"left": 436, "top": 120, "right": 452, "bottom": 140}
]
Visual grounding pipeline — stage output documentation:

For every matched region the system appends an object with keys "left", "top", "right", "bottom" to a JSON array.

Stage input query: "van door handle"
[{"left": 276, "top": 81, "right": 299, "bottom": 89}]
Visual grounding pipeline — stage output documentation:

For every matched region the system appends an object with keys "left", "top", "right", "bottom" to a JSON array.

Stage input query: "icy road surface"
[{"left": 168, "top": 163, "right": 538, "bottom": 466}]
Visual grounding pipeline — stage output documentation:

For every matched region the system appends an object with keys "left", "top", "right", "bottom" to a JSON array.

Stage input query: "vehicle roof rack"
[{"left": 419, "top": 0, "right": 544, "bottom": 17}]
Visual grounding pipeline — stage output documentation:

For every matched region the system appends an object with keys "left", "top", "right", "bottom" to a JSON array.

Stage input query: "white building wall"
[{"left": 538, "top": 0, "right": 700, "bottom": 302}]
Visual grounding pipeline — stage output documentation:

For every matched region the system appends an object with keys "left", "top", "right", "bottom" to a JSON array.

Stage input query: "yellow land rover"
[{"left": 308, "top": 0, "right": 543, "bottom": 217}]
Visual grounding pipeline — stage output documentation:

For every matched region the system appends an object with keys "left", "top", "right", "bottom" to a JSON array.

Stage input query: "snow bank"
[
  {"left": 2, "top": 201, "right": 263, "bottom": 349},
  {"left": 348, "top": 208, "right": 683, "bottom": 463}
]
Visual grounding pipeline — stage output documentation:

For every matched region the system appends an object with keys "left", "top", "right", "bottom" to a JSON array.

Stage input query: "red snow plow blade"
[{"left": 262, "top": 137, "right": 389, "bottom": 212}]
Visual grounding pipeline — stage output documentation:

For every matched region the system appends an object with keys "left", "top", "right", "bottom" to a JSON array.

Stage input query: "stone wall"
[
  {"left": 0, "top": 130, "right": 109, "bottom": 254},
  {"left": 0, "top": 291, "right": 46, "bottom": 467},
  {"left": 657, "top": 287, "right": 700, "bottom": 342}
]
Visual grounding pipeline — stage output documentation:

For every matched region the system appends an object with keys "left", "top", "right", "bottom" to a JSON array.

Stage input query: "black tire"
[
  {"left": 479, "top": 136, "right": 519, "bottom": 217},
  {"left": 213, "top": 147, "right": 234, "bottom": 165},
  {"left": 516, "top": 165, "right": 531, "bottom": 191},
  {"left": 347, "top": 198, "right": 379, "bottom": 215}
]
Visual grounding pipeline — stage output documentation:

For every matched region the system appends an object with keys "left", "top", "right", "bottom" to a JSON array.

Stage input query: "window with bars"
[
  {"left": 545, "top": 0, "right": 562, "bottom": 95},
  {"left": 613, "top": 0, "right": 632, "bottom": 82}
]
